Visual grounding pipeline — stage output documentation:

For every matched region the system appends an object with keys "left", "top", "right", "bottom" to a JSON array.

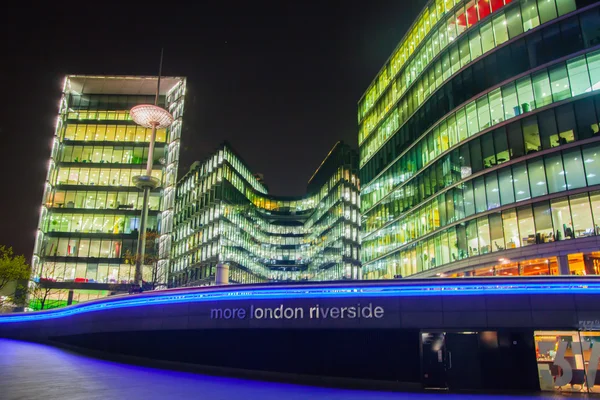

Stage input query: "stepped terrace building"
[
  {"left": 359, "top": 0, "right": 600, "bottom": 279},
  {"left": 170, "top": 142, "right": 360, "bottom": 286},
  {"left": 32, "top": 75, "right": 186, "bottom": 308}
]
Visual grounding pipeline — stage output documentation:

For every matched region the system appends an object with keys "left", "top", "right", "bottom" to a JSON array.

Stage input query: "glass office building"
[
  {"left": 359, "top": 0, "right": 600, "bottom": 279},
  {"left": 170, "top": 142, "right": 360, "bottom": 286},
  {"left": 32, "top": 75, "right": 186, "bottom": 307}
]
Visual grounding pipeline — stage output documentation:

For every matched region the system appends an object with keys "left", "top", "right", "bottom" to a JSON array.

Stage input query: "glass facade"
[
  {"left": 32, "top": 75, "right": 186, "bottom": 305},
  {"left": 170, "top": 142, "right": 361, "bottom": 286},
  {"left": 359, "top": 0, "right": 600, "bottom": 279}
]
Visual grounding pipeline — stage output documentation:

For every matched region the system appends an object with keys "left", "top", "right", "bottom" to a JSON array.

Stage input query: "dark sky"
[{"left": 0, "top": 0, "right": 427, "bottom": 258}]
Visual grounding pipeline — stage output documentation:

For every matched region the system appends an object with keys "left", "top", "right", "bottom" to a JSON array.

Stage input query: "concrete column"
[
  {"left": 215, "top": 263, "right": 229, "bottom": 285},
  {"left": 558, "top": 255, "right": 570, "bottom": 275},
  {"left": 67, "top": 290, "right": 74, "bottom": 306}
]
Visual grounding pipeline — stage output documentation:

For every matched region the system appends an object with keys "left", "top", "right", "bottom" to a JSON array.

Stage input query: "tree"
[
  {"left": 123, "top": 231, "right": 166, "bottom": 291},
  {"left": 28, "top": 263, "right": 61, "bottom": 311},
  {"left": 0, "top": 246, "right": 30, "bottom": 294}
]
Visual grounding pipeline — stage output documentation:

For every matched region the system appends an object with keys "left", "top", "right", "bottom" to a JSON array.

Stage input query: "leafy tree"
[{"left": 0, "top": 246, "right": 30, "bottom": 293}]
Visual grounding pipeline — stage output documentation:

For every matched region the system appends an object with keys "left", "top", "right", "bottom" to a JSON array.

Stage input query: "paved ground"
[{"left": 0, "top": 338, "right": 584, "bottom": 399}]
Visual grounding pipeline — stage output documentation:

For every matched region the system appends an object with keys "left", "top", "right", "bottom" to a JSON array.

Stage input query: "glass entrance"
[{"left": 534, "top": 330, "right": 600, "bottom": 393}]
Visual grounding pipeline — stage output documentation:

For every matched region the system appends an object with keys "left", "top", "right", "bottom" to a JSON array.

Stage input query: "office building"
[
  {"left": 359, "top": 0, "right": 600, "bottom": 279},
  {"left": 170, "top": 141, "right": 360, "bottom": 285},
  {"left": 32, "top": 75, "right": 186, "bottom": 307}
]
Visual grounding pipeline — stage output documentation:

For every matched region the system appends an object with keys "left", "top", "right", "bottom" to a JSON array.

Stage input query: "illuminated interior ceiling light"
[{"left": 130, "top": 105, "right": 174, "bottom": 128}]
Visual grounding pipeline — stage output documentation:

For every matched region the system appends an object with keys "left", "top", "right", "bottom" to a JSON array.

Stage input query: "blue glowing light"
[{"left": 1, "top": 280, "right": 600, "bottom": 324}]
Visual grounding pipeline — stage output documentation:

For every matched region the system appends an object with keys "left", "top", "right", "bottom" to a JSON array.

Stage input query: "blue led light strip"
[{"left": 2, "top": 281, "right": 600, "bottom": 324}]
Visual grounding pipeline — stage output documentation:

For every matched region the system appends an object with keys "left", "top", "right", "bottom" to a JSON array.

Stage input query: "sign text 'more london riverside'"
[{"left": 210, "top": 303, "right": 385, "bottom": 320}]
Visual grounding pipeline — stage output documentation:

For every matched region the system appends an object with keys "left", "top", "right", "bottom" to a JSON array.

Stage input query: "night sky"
[{"left": 0, "top": 0, "right": 427, "bottom": 258}]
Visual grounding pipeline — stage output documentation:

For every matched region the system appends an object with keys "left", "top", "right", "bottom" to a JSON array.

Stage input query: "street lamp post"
[{"left": 129, "top": 61, "right": 174, "bottom": 288}]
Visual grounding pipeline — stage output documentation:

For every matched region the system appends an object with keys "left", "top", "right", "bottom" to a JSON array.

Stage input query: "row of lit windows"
[
  {"left": 360, "top": 4, "right": 593, "bottom": 167},
  {"left": 363, "top": 96, "right": 600, "bottom": 229},
  {"left": 45, "top": 213, "right": 158, "bottom": 234},
  {"left": 60, "top": 144, "right": 165, "bottom": 165},
  {"left": 42, "top": 237, "right": 145, "bottom": 259},
  {"left": 359, "top": 0, "right": 520, "bottom": 122},
  {"left": 47, "top": 190, "right": 161, "bottom": 211},
  {"left": 62, "top": 124, "right": 167, "bottom": 143},
  {"left": 54, "top": 167, "right": 162, "bottom": 187},
  {"left": 362, "top": 49, "right": 600, "bottom": 210},
  {"left": 37, "top": 261, "right": 156, "bottom": 284},
  {"left": 363, "top": 141, "right": 600, "bottom": 262},
  {"left": 363, "top": 191, "right": 600, "bottom": 276},
  {"left": 359, "top": 0, "right": 577, "bottom": 143}
]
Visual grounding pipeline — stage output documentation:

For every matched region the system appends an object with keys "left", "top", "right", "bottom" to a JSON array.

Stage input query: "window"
[
  {"left": 544, "top": 153, "right": 565, "bottom": 193},
  {"left": 528, "top": 158, "right": 548, "bottom": 197},
  {"left": 486, "top": 172, "right": 501, "bottom": 209},
  {"left": 506, "top": 4, "right": 525, "bottom": 38},
  {"left": 534, "top": 201, "right": 554, "bottom": 243},
  {"left": 516, "top": 76, "right": 535, "bottom": 114},
  {"left": 587, "top": 51, "right": 600, "bottom": 91},
  {"left": 583, "top": 144, "right": 600, "bottom": 186},
  {"left": 562, "top": 148, "right": 586, "bottom": 190},
  {"left": 532, "top": 70, "right": 552, "bottom": 107},
  {"left": 499, "top": 168, "right": 516, "bottom": 205},
  {"left": 537, "top": 0, "right": 557, "bottom": 24},
  {"left": 513, "top": 162, "right": 532, "bottom": 201},
  {"left": 570, "top": 194, "right": 594, "bottom": 238},
  {"left": 549, "top": 64, "right": 571, "bottom": 102},
  {"left": 518, "top": 205, "right": 536, "bottom": 246},
  {"left": 522, "top": 116, "right": 541, "bottom": 154},
  {"left": 503, "top": 208, "right": 520, "bottom": 248},
  {"left": 477, "top": 216, "right": 491, "bottom": 254},
  {"left": 551, "top": 197, "right": 573, "bottom": 240},
  {"left": 521, "top": 0, "right": 541, "bottom": 31},
  {"left": 568, "top": 56, "right": 592, "bottom": 96},
  {"left": 480, "top": 20, "right": 495, "bottom": 53}
]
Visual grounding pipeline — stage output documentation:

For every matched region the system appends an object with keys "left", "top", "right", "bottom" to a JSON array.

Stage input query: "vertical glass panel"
[
  {"left": 534, "top": 201, "right": 554, "bottom": 243},
  {"left": 513, "top": 162, "right": 532, "bottom": 201},
  {"left": 556, "top": 0, "right": 576, "bottom": 16},
  {"left": 523, "top": 116, "right": 541, "bottom": 154},
  {"left": 563, "top": 147, "right": 586, "bottom": 190},
  {"left": 583, "top": 144, "right": 600, "bottom": 186},
  {"left": 521, "top": 0, "right": 540, "bottom": 31},
  {"left": 463, "top": 181, "right": 476, "bottom": 216},
  {"left": 469, "top": 30, "right": 483, "bottom": 60},
  {"left": 570, "top": 194, "right": 594, "bottom": 238},
  {"left": 587, "top": 50, "right": 600, "bottom": 91},
  {"left": 486, "top": 171, "right": 501, "bottom": 209},
  {"left": 477, "top": 96, "right": 491, "bottom": 131},
  {"left": 480, "top": 20, "right": 495, "bottom": 53},
  {"left": 518, "top": 205, "right": 536, "bottom": 246},
  {"left": 492, "top": 13, "right": 509, "bottom": 45},
  {"left": 499, "top": 168, "right": 516, "bottom": 205},
  {"left": 545, "top": 152, "right": 566, "bottom": 193},
  {"left": 516, "top": 76, "right": 535, "bottom": 115},
  {"left": 539, "top": 109, "right": 559, "bottom": 149},
  {"left": 482, "top": 132, "right": 496, "bottom": 168},
  {"left": 503, "top": 208, "right": 520, "bottom": 249},
  {"left": 552, "top": 197, "right": 573, "bottom": 241},
  {"left": 489, "top": 88, "right": 504, "bottom": 125},
  {"left": 590, "top": 191, "right": 600, "bottom": 234},
  {"left": 477, "top": 216, "right": 491, "bottom": 254},
  {"left": 549, "top": 64, "right": 571, "bottom": 102},
  {"left": 537, "top": 0, "right": 557, "bottom": 24},
  {"left": 474, "top": 176, "right": 487, "bottom": 213},
  {"left": 466, "top": 101, "right": 479, "bottom": 136},
  {"left": 528, "top": 158, "right": 548, "bottom": 197},
  {"left": 532, "top": 70, "right": 552, "bottom": 107},
  {"left": 466, "top": 219, "right": 479, "bottom": 256},
  {"left": 502, "top": 82, "right": 519, "bottom": 120},
  {"left": 506, "top": 5, "right": 525, "bottom": 37},
  {"left": 567, "top": 56, "right": 592, "bottom": 96},
  {"left": 459, "top": 37, "right": 471, "bottom": 67}
]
